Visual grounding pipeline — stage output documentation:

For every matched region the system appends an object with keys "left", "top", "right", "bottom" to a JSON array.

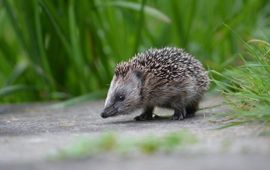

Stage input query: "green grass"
[
  {"left": 212, "top": 39, "right": 270, "bottom": 125},
  {"left": 50, "top": 130, "right": 197, "bottom": 160},
  {"left": 0, "top": 0, "right": 270, "bottom": 102}
]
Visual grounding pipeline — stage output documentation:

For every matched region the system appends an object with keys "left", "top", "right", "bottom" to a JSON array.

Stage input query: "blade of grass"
[
  {"left": 104, "top": 1, "right": 171, "bottom": 23},
  {"left": 133, "top": 0, "right": 146, "bottom": 53},
  {"left": 34, "top": 0, "right": 55, "bottom": 90},
  {"left": 50, "top": 90, "right": 107, "bottom": 108},
  {"left": 39, "top": 0, "right": 72, "bottom": 57},
  {"left": 0, "top": 84, "right": 36, "bottom": 97}
]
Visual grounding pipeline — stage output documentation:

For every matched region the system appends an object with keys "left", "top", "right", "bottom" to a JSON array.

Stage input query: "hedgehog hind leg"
[
  {"left": 171, "top": 107, "right": 186, "bottom": 120},
  {"left": 134, "top": 106, "right": 154, "bottom": 121},
  {"left": 170, "top": 99, "right": 187, "bottom": 120},
  {"left": 185, "top": 101, "right": 199, "bottom": 118}
]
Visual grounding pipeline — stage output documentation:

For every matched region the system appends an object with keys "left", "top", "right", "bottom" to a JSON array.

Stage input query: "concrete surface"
[{"left": 0, "top": 96, "right": 270, "bottom": 170}]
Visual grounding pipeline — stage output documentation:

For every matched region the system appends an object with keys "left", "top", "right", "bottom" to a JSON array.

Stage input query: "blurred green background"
[{"left": 0, "top": 0, "right": 269, "bottom": 103}]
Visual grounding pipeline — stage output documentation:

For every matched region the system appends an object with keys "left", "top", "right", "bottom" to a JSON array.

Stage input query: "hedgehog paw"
[
  {"left": 171, "top": 109, "right": 186, "bottom": 120},
  {"left": 171, "top": 114, "right": 185, "bottom": 120},
  {"left": 134, "top": 113, "right": 153, "bottom": 121}
]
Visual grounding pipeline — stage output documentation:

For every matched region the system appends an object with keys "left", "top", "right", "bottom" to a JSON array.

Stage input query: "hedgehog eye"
[{"left": 116, "top": 94, "right": 125, "bottom": 102}]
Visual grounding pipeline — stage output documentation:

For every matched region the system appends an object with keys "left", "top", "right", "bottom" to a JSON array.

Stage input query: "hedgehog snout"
[{"left": 100, "top": 105, "right": 118, "bottom": 118}]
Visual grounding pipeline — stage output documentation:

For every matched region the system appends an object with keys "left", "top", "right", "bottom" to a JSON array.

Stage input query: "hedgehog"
[{"left": 101, "top": 47, "right": 210, "bottom": 120}]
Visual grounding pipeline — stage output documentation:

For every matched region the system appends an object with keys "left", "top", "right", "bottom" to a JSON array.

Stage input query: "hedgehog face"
[{"left": 101, "top": 70, "right": 143, "bottom": 118}]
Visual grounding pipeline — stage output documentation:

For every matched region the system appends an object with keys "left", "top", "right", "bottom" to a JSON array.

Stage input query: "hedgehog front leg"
[{"left": 134, "top": 106, "right": 154, "bottom": 121}]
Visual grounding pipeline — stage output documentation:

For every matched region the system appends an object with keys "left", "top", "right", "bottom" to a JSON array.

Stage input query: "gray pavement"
[{"left": 0, "top": 96, "right": 270, "bottom": 170}]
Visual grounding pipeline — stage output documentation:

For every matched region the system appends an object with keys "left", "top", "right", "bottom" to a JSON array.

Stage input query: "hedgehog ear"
[{"left": 133, "top": 70, "right": 143, "bottom": 80}]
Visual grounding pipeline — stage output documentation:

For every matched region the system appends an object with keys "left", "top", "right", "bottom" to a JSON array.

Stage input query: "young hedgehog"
[{"left": 101, "top": 47, "right": 210, "bottom": 120}]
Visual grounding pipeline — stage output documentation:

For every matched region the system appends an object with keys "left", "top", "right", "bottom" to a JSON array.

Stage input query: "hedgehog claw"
[
  {"left": 171, "top": 109, "right": 186, "bottom": 120},
  {"left": 152, "top": 114, "right": 163, "bottom": 120},
  {"left": 171, "top": 114, "right": 185, "bottom": 120}
]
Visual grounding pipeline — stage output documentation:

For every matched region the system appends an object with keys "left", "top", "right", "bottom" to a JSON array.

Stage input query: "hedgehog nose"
[{"left": 100, "top": 111, "right": 108, "bottom": 118}]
